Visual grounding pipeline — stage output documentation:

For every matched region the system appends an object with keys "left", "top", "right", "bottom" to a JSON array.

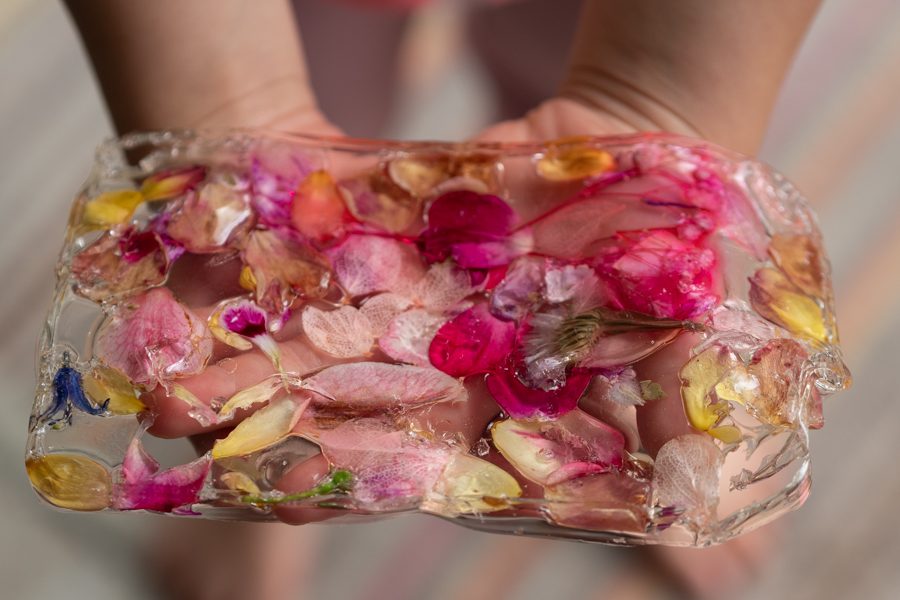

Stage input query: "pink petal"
[
  {"left": 411, "top": 261, "right": 476, "bottom": 312},
  {"left": 115, "top": 437, "right": 211, "bottom": 511},
  {"left": 595, "top": 229, "right": 719, "bottom": 319},
  {"left": 290, "top": 170, "right": 350, "bottom": 242},
  {"left": 140, "top": 165, "right": 206, "bottom": 201},
  {"left": 166, "top": 180, "right": 253, "bottom": 253},
  {"left": 544, "top": 264, "right": 601, "bottom": 306},
  {"left": 489, "top": 257, "right": 546, "bottom": 321},
  {"left": 419, "top": 190, "right": 516, "bottom": 264},
  {"left": 545, "top": 471, "right": 650, "bottom": 533},
  {"left": 71, "top": 230, "right": 170, "bottom": 302},
  {"left": 303, "top": 362, "right": 468, "bottom": 414},
  {"left": 241, "top": 229, "right": 331, "bottom": 314},
  {"left": 95, "top": 287, "right": 213, "bottom": 388},
  {"left": 325, "top": 234, "right": 424, "bottom": 298},
  {"left": 490, "top": 409, "right": 625, "bottom": 487},
  {"left": 339, "top": 173, "right": 424, "bottom": 234},
  {"left": 578, "top": 329, "right": 682, "bottom": 369},
  {"left": 301, "top": 305, "right": 374, "bottom": 358},
  {"left": 295, "top": 417, "right": 451, "bottom": 509},
  {"left": 485, "top": 362, "right": 592, "bottom": 419},
  {"left": 379, "top": 309, "right": 447, "bottom": 366},
  {"left": 249, "top": 144, "right": 316, "bottom": 228},
  {"left": 359, "top": 293, "right": 413, "bottom": 337},
  {"left": 428, "top": 303, "right": 517, "bottom": 377}
]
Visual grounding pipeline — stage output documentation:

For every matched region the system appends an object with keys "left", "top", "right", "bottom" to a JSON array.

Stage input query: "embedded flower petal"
[
  {"left": 218, "top": 376, "right": 284, "bottom": 420},
  {"left": 241, "top": 229, "right": 331, "bottom": 314},
  {"left": 411, "top": 261, "right": 476, "bottom": 312},
  {"left": 490, "top": 409, "right": 625, "bottom": 486},
  {"left": 82, "top": 365, "right": 146, "bottom": 415},
  {"left": 768, "top": 233, "right": 826, "bottom": 298},
  {"left": 71, "top": 230, "right": 170, "bottom": 302},
  {"left": 485, "top": 364, "right": 592, "bottom": 419},
  {"left": 423, "top": 453, "right": 522, "bottom": 516},
  {"left": 212, "top": 395, "right": 310, "bottom": 460},
  {"left": 595, "top": 229, "right": 719, "bottom": 319},
  {"left": 295, "top": 417, "right": 451, "bottom": 509},
  {"left": 325, "top": 234, "right": 424, "bottom": 298},
  {"left": 428, "top": 302, "right": 517, "bottom": 377},
  {"left": 81, "top": 189, "right": 145, "bottom": 229},
  {"left": 531, "top": 197, "right": 683, "bottom": 261},
  {"left": 166, "top": 181, "right": 253, "bottom": 253},
  {"left": 220, "top": 471, "right": 261, "bottom": 496},
  {"left": 359, "top": 292, "right": 412, "bottom": 337},
  {"left": 170, "top": 383, "right": 219, "bottom": 428},
  {"left": 536, "top": 141, "right": 616, "bottom": 182},
  {"left": 679, "top": 346, "right": 737, "bottom": 433},
  {"left": 741, "top": 339, "right": 809, "bottom": 427},
  {"left": 652, "top": 434, "right": 724, "bottom": 525},
  {"left": 387, "top": 153, "right": 499, "bottom": 199},
  {"left": 290, "top": 170, "right": 349, "bottom": 242},
  {"left": 489, "top": 256, "right": 545, "bottom": 321},
  {"left": 545, "top": 471, "right": 650, "bottom": 533},
  {"left": 379, "top": 309, "right": 446, "bottom": 366},
  {"left": 544, "top": 264, "right": 601, "bottom": 306},
  {"left": 579, "top": 375, "right": 641, "bottom": 452},
  {"left": 749, "top": 267, "right": 828, "bottom": 343},
  {"left": 115, "top": 437, "right": 212, "bottom": 511},
  {"left": 140, "top": 165, "right": 206, "bottom": 201},
  {"left": 303, "top": 362, "right": 467, "bottom": 413},
  {"left": 26, "top": 453, "right": 111, "bottom": 511},
  {"left": 340, "top": 173, "right": 423, "bottom": 233},
  {"left": 95, "top": 287, "right": 213, "bottom": 388},
  {"left": 301, "top": 305, "right": 374, "bottom": 358},
  {"left": 418, "top": 190, "right": 516, "bottom": 265}
]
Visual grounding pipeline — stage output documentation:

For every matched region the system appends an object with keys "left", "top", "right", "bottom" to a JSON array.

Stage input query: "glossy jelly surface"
[{"left": 26, "top": 131, "right": 850, "bottom": 546}]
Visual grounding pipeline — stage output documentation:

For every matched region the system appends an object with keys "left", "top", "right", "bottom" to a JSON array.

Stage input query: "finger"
[
  {"left": 634, "top": 332, "right": 698, "bottom": 457},
  {"left": 273, "top": 453, "right": 346, "bottom": 525}
]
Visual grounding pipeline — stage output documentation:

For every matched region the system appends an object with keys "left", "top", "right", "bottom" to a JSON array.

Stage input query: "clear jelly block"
[{"left": 26, "top": 131, "right": 850, "bottom": 546}]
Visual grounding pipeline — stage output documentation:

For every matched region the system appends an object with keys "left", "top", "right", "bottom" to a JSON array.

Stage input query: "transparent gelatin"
[{"left": 26, "top": 131, "right": 850, "bottom": 546}]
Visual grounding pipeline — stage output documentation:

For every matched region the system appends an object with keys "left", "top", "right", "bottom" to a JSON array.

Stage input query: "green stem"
[{"left": 241, "top": 469, "right": 353, "bottom": 506}]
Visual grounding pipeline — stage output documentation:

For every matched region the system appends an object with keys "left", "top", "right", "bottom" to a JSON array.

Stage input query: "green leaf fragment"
[
  {"left": 240, "top": 470, "right": 354, "bottom": 506},
  {"left": 640, "top": 380, "right": 666, "bottom": 401}
]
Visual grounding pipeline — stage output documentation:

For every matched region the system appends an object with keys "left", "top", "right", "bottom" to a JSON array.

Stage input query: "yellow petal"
[
  {"left": 709, "top": 425, "right": 743, "bottom": 444},
  {"left": 536, "top": 139, "right": 616, "bottom": 182},
  {"left": 218, "top": 377, "right": 284, "bottom": 419},
  {"left": 239, "top": 266, "right": 257, "bottom": 292},
  {"left": 26, "top": 454, "right": 111, "bottom": 511},
  {"left": 82, "top": 190, "right": 145, "bottom": 228},
  {"left": 769, "top": 234, "right": 825, "bottom": 298},
  {"left": 220, "top": 471, "right": 261, "bottom": 496},
  {"left": 713, "top": 365, "right": 758, "bottom": 406},
  {"left": 749, "top": 267, "right": 828, "bottom": 344},
  {"left": 83, "top": 365, "right": 146, "bottom": 415},
  {"left": 140, "top": 165, "right": 205, "bottom": 201},
  {"left": 490, "top": 419, "right": 559, "bottom": 484},
  {"left": 212, "top": 396, "right": 308, "bottom": 460},
  {"left": 680, "top": 347, "right": 735, "bottom": 432},
  {"left": 424, "top": 453, "right": 521, "bottom": 515},
  {"left": 207, "top": 304, "right": 254, "bottom": 351}
]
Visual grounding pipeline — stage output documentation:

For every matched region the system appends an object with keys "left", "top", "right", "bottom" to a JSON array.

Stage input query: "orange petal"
[
  {"left": 768, "top": 234, "right": 826, "bottom": 298},
  {"left": 536, "top": 139, "right": 616, "bottom": 182}
]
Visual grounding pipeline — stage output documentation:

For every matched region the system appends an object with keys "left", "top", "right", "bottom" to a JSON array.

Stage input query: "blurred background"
[{"left": 2, "top": 1, "right": 900, "bottom": 598}]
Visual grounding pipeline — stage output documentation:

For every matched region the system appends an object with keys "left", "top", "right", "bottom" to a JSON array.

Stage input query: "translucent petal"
[
  {"left": 166, "top": 181, "right": 253, "bottom": 253},
  {"left": 241, "top": 229, "right": 331, "bottom": 314},
  {"left": 95, "top": 287, "right": 213, "bottom": 388},
  {"left": 325, "top": 234, "right": 424, "bottom": 298},
  {"left": 768, "top": 233, "right": 825, "bottom": 298},
  {"left": 115, "top": 437, "right": 212, "bottom": 511},
  {"left": 81, "top": 190, "right": 145, "bottom": 228},
  {"left": 742, "top": 339, "right": 809, "bottom": 427},
  {"left": 340, "top": 173, "right": 423, "bottom": 233},
  {"left": 536, "top": 142, "right": 616, "bottom": 182},
  {"left": 26, "top": 454, "right": 111, "bottom": 511},
  {"left": 303, "top": 362, "right": 467, "bottom": 413},
  {"left": 218, "top": 376, "right": 284, "bottom": 420},
  {"left": 140, "top": 165, "right": 206, "bottom": 201},
  {"left": 423, "top": 453, "right": 522, "bottom": 516},
  {"left": 71, "top": 230, "right": 170, "bottom": 302},
  {"left": 652, "top": 434, "right": 724, "bottom": 524},
  {"left": 359, "top": 292, "right": 412, "bottom": 337},
  {"left": 545, "top": 472, "right": 650, "bottom": 533},
  {"left": 489, "top": 256, "right": 545, "bottom": 321},
  {"left": 379, "top": 309, "right": 446, "bottom": 366},
  {"left": 301, "top": 305, "right": 374, "bottom": 358},
  {"left": 82, "top": 365, "right": 146, "bottom": 415},
  {"left": 749, "top": 267, "right": 828, "bottom": 343},
  {"left": 491, "top": 410, "right": 625, "bottom": 486},
  {"left": 212, "top": 395, "right": 310, "bottom": 460},
  {"left": 679, "top": 346, "right": 736, "bottom": 433},
  {"left": 220, "top": 471, "right": 261, "bottom": 496},
  {"left": 290, "top": 170, "right": 349, "bottom": 242},
  {"left": 411, "top": 261, "right": 476, "bottom": 312}
]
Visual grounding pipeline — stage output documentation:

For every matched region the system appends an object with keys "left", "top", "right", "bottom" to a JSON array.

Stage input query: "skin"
[{"left": 66, "top": 1, "right": 819, "bottom": 597}]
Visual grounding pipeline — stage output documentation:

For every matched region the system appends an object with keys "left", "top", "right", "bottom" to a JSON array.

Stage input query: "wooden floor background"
[{"left": 2, "top": 1, "right": 900, "bottom": 599}]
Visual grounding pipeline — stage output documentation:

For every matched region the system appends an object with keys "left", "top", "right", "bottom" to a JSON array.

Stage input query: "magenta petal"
[
  {"left": 428, "top": 303, "right": 517, "bottom": 377},
  {"left": 95, "top": 287, "right": 213, "bottom": 388},
  {"left": 419, "top": 190, "right": 515, "bottom": 264},
  {"left": 221, "top": 300, "right": 268, "bottom": 338},
  {"left": 249, "top": 145, "right": 316, "bottom": 228},
  {"left": 595, "top": 229, "right": 719, "bottom": 319},
  {"left": 486, "top": 366, "right": 592, "bottom": 419},
  {"left": 115, "top": 438, "right": 211, "bottom": 511}
]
